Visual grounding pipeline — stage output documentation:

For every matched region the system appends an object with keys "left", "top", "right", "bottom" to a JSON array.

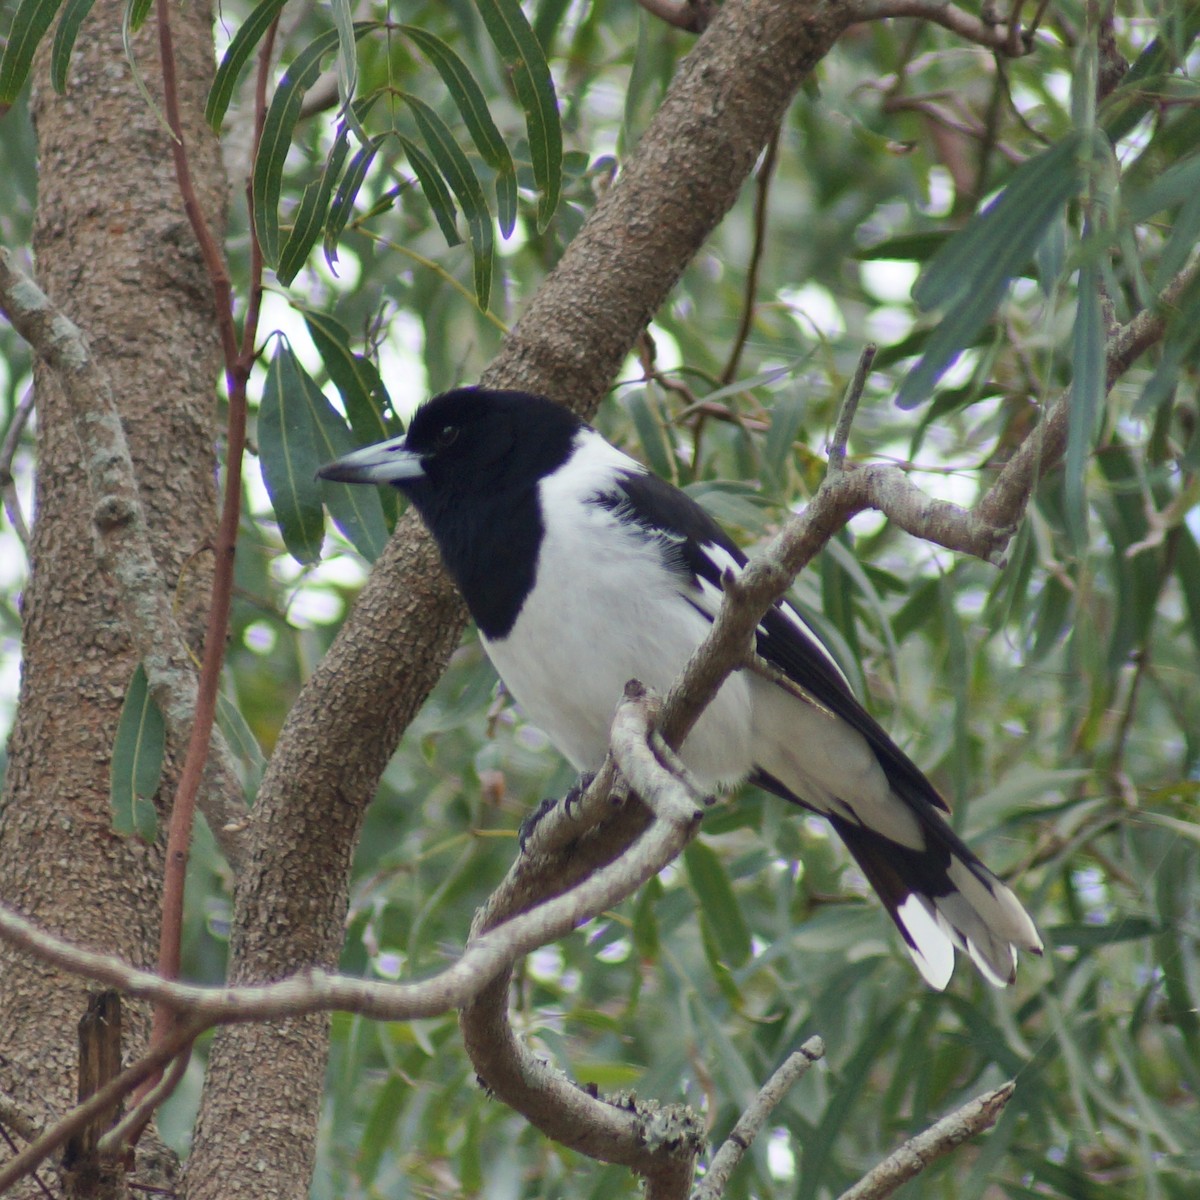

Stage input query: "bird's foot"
[{"left": 518, "top": 772, "right": 596, "bottom": 852}]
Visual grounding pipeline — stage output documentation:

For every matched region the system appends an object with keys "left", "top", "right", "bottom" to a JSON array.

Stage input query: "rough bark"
[
  {"left": 0, "top": 0, "right": 225, "bottom": 1193},
  {"left": 185, "top": 1, "right": 849, "bottom": 1196}
]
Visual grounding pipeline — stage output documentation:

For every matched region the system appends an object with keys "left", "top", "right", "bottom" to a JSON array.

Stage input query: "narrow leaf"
[
  {"left": 302, "top": 310, "right": 398, "bottom": 446},
  {"left": 110, "top": 665, "right": 163, "bottom": 842},
  {"left": 277, "top": 94, "right": 381, "bottom": 284},
  {"left": 395, "top": 132, "right": 462, "bottom": 248},
  {"left": 0, "top": 0, "right": 66, "bottom": 109},
  {"left": 898, "top": 134, "right": 1087, "bottom": 409},
  {"left": 401, "top": 26, "right": 519, "bottom": 237},
  {"left": 473, "top": 0, "right": 562, "bottom": 228},
  {"left": 50, "top": 0, "right": 97, "bottom": 94},
  {"left": 328, "top": 0, "right": 359, "bottom": 118},
  {"left": 259, "top": 339, "right": 327, "bottom": 563},
  {"left": 253, "top": 29, "right": 347, "bottom": 265},
  {"left": 401, "top": 92, "right": 493, "bottom": 307},
  {"left": 206, "top": 0, "right": 288, "bottom": 130},
  {"left": 1065, "top": 254, "right": 1105, "bottom": 546},
  {"left": 125, "top": 0, "right": 151, "bottom": 32},
  {"left": 323, "top": 133, "right": 384, "bottom": 264},
  {"left": 295, "top": 364, "right": 390, "bottom": 561},
  {"left": 215, "top": 690, "right": 266, "bottom": 793},
  {"left": 683, "top": 841, "right": 751, "bottom": 969}
]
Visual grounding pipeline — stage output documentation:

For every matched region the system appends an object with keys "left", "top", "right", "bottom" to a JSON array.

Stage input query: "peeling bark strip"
[{"left": 62, "top": 992, "right": 124, "bottom": 1189}]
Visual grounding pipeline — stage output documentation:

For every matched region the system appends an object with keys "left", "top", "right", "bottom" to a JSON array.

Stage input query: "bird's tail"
[{"left": 828, "top": 812, "right": 1042, "bottom": 990}]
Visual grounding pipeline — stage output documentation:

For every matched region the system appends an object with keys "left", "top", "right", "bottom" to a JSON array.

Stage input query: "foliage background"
[{"left": 1, "top": 1, "right": 1199, "bottom": 1197}]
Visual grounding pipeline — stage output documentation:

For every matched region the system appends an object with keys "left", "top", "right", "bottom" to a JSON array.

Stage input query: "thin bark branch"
[
  {"left": 846, "top": 0, "right": 1033, "bottom": 53},
  {"left": 694, "top": 1037, "right": 825, "bottom": 1200},
  {"left": 721, "top": 127, "right": 780, "bottom": 384},
  {"left": 0, "top": 249, "right": 246, "bottom": 866},
  {"left": 835, "top": 1082, "right": 1014, "bottom": 1200},
  {"left": 0, "top": 1020, "right": 204, "bottom": 1195},
  {"left": 141, "top": 0, "right": 265, "bottom": 1117},
  {"left": 0, "top": 381, "right": 34, "bottom": 547},
  {"left": 0, "top": 692, "right": 703, "bottom": 1029},
  {"left": 636, "top": 0, "right": 717, "bottom": 33},
  {"left": 462, "top": 685, "right": 709, "bottom": 1189}
]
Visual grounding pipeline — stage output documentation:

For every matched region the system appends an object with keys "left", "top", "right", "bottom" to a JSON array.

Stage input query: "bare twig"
[
  {"left": 846, "top": 0, "right": 1032, "bottom": 53},
  {"left": 0, "top": 1020, "right": 204, "bottom": 1195},
  {"left": 0, "top": 1116, "right": 54, "bottom": 1200},
  {"left": 694, "top": 1037, "right": 825, "bottom": 1200},
  {"left": 0, "top": 382, "right": 34, "bottom": 546},
  {"left": 0, "top": 250, "right": 246, "bottom": 863},
  {"left": 827, "top": 343, "right": 876, "bottom": 473},
  {"left": 835, "top": 1082, "right": 1015, "bottom": 1200},
  {"left": 722, "top": 128, "right": 780, "bottom": 384},
  {"left": 636, "top": 0, "right": 717, "bottom": 33},
  {"left": 98, "top": 1041, "right": 194, "bottom": 1158},
  {"left": 141, "top": 0, "right": 266, "bottom": 1117}
]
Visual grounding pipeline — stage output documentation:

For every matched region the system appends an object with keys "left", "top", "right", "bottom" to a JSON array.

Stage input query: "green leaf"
[
  {"left": 49, "top": 0, "right": 97, "bottom": 94},
  {"left": 328, "top": 0, "right": 359, "bottom": 121},
  {"left": 215, "top": 690, "right": 265, "bottom": 798},
  {"left": 631, "top": 876, "right": 661, "bottom": 961},
  {"left": 395, "top": 132, "right": 463, "bottom": 248},
  {"left": 0, "top": 0, "right": 65, "bottom": 109},
  {"left": 473, "top": 0, "right": 562, "bottom": 229},
  {"left": 125, "top": 0, "right": 151, "bottom": 32},
  {"left": 400, "top": 25, "right": 519, "bottom": 237},
  {"left": 323, "top": 133, "right": 384, "bottom": 265},
  {"left": 296, "top": 365, "right": 391, "bottom": 562},
  {"left": 259, "top": 339, "right": 328, "bottom": 563},
  {"left": 205, "top": 0, "right": 287, "bottom": 130},
  {"left": 110, "top": 664, "right": 163, "bottom": 842},
  {"left": 624, "top": 389, "right": 675, "bottom": 482},
  {"left": 277, "top": 94, "right": 381, "bottom": 285},
  {"left": 1065, "top": 253, "right": 1105, "bottom": 546},
  {"left": 400, "top": 92, "right": 493, "bottom": 307},
  {"left": 1175, "top": 526, "right": 1200, "bottom": 662},
  {"left": 254, "top": 28, "right": 372, "bottom": 266},
  {"left": 898, "top": 133, "right": 1088, "bottom": 409},
  {"left": 1100, "top": 3, "right": 1200, "bottom": 143},
  {"left": 761, "top": 390, "right": 806, "bottom": 491},
  {"left": 277, "top": 174, "right": 341, "bottom": 288},
  {"left": 301, "top": 310, "right": 397, "bottom": 445},
  {"left": 683, "top": 840, "right": 751, "bottom": 969}
]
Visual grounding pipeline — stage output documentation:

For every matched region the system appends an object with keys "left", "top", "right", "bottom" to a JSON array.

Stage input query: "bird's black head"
[
  {"left": 317, "top": 388, "right": 585, "bottom": 637},
  {"left": 318, "top": 387, "right": 583, "bottom": 511}
]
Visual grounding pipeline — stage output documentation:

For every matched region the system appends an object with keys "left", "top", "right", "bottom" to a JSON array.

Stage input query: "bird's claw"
[
  {"left": 518, "top": 797, "right": 559, "bottom": 852},
  {"left": 518, "top": 772, "right": 597, "bottom": 852}
]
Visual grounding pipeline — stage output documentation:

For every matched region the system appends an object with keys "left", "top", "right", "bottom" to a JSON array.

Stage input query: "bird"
[{"left": 317, "top": 386, "right": 1042, "bottom": 989}]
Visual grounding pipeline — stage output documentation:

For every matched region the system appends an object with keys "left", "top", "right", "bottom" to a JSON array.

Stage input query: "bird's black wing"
[{"left": 597, "top": 468, "right": 950, "bottom": 815}]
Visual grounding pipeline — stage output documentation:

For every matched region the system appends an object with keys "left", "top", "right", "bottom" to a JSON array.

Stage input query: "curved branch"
[
  {"left": 835, "top": 1082, "right": 1014, "bottom": 1200},
  {"left": 846, "top": 0, "right": 1032, "bottom": 53},
  {"left": 461, "top": 687, "right": 709, "bottom": 1190}
]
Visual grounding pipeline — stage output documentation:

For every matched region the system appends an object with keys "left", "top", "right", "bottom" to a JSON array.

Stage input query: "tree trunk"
[{"left": 0, "top": 1, "right": 225, "bottom": 1193}]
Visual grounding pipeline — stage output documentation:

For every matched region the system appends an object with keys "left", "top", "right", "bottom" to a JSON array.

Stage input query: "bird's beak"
[{"left": 316, "top": 436, "right": 425, "bottom": 486}]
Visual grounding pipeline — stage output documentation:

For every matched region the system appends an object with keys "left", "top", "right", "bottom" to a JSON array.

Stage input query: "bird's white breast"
[{"left": 480, "top": 431, "right": 755, "bottom": 788}]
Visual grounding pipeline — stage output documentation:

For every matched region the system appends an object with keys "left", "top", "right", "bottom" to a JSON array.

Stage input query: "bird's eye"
[{"left": 433, "top": 425, "right": 459, "bottom": 451}]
